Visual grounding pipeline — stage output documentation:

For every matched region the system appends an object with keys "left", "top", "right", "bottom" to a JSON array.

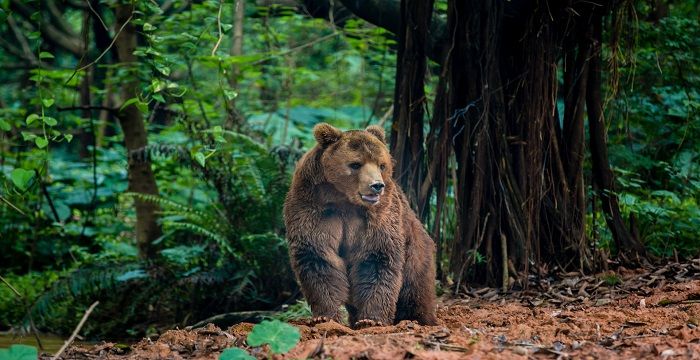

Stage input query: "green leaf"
[
  {"left": 10, "top": 168, "right": 34, "bottom": 192},
  {"left": 154, "top": 62, "right": 171, "bottom": 76},
  {"left": 246, "top": 320, "right": 300, "bottom": 354},
  {"left": 193, "top": 152, "right": 206, "bottom": 167},
  {"left": 35, "top": 137, "right": 48, "bottom": 149},
  {"left": 0, "top": 119, "right": 11, "bottom": 131},
  {"left": 21, "top": 132, "right": 35, "bottom": 141},
  {"left": 26, "top": 114, "right": 40, "bottom": 125},
  {"left": 152, "top": 93, "right": 165, "bottom": 103},
  {"left": 43, "top": 117, "right": 57, "bottom": 126},
  {"left": 39, "top": 51, "right": 54, "bottom": 59},
  {"left": 0, "top": 344, "right": 38, "bottom": 360},
  {"left": 151, "top": 78, "right": 166, "bottom": 93},
  {"left": 219, "top": 348, "right": 254, "bottom": 360},
  {"left": 42, "top": 98, "right": 54, "bottom": 108},
  {"left": 143, "top": 22, "right": 157, "bottom": 31},
  {"left": 223, "top": 89, "right": 238, "bottom": 101},
  {"left": 120, "top": 97, "right": 140, "bottom": 111},
  {"left": 116, "top": 269, "right": 148, "bottom": 282},
  {"left": 64, "top": 134, "right": 73, "bottom": 142}
]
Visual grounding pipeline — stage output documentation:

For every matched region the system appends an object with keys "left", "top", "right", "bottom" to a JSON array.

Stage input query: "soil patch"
[{"left": 45, "top": 260, "right": 700, "bottom": 359}]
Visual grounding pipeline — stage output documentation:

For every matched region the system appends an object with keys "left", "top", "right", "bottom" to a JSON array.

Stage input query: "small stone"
[
  {"left": 512, "top": 346, "right": 528, "bottom": 355},
  {"left": 660, "top": 349, "right": 676, "bottom": 359}
]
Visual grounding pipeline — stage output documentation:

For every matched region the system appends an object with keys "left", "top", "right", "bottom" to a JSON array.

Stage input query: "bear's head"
[{"left": 313, "top": 123, "right": 393, "bottom": 207}]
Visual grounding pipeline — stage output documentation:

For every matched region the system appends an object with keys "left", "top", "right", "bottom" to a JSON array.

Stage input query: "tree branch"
[
  {"left": 7, "top": 15, "right": 36, "bottom": 61},
  {"left": 57, "top": 105, "right": 117, "bottom": 113},
  {"left": 46, "top": 0, "right": 78, "bottom": 37},
  {"left": 9, "top": 0, "right": 84, "bottom": 55},
  {"left": 298, "top": 0, "right": 447, "bottom": 62}
]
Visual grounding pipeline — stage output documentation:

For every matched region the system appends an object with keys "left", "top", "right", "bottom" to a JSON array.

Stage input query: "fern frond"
[
  {"left": 165, "top": 222, "right": 234, "bottom": 254},
  {"left": 129, "top": 144, "right": 189, "bottom": 164}
]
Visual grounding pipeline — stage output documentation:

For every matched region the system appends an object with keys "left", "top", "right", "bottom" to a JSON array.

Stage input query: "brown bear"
[{"left": 283, "top": 123, "right": 437, "bottom": 329}]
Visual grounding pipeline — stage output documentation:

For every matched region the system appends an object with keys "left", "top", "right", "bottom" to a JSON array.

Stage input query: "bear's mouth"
[{"left": 360, "top": 193, "right": 380, "bottom": 204}]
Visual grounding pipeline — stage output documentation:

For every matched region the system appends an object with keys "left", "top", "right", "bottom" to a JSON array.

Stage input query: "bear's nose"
[{"left": 369, "top": 182, "right": 385, "bottom": 194}]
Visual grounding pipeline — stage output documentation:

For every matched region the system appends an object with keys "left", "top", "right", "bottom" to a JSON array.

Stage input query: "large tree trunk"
[
  {"left": 586, "top": 13, "right": 646, "bottom": 261},
  {"left": 443, "top": 1, "right": 608, "bottom": 287},
  {"left": 307, "top": 0, "right": 647, "bottom": 286},
  {"left": 389, "top": 0, "right": 433, "bottom": 218},
  {"left": 114, "top": 4, "right": 161, "bottom": 259}
]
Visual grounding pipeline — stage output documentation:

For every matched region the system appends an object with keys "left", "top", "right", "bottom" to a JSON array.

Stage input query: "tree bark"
[
  {"left": 225, "top": 0, "right": 246, "bottom": 131},
  {"left": 586, "top": 14, "right": 646, "bottom": 261},
  {"left": 114, "top": 4, "right": 162, "bottom": 259},
  {"left": 389, "top": 0, "right": 433, "bottom": 216}
]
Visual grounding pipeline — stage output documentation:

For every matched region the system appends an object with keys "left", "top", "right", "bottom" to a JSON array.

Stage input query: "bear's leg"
[
  {"left": 394, "top": 237, "right": 437, "bottom": 325},
  {"left": 395, "top": 281, "right": 437, "bottom": 325},
  {"left": 291, "top": 245, "right": 349, "bottom": 323},
  {"left": 350, "top": 251, "right": 403, "bottom": 328},
  {"left": 345, "top": 303, "right": 358, "bottom": 326}
]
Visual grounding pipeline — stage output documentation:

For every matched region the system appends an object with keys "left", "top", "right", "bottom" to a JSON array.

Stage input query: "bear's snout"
[{"left": 369, "top": 182, "right": 385, "bottom": 194}]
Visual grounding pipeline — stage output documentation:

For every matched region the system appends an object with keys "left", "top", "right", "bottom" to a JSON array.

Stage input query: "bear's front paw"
[
  {"left": 354, "top": 319, "right": 384, "bottom": 329},
  {"left": 309, "top": 316, "right": 336, "bottom": 325}
]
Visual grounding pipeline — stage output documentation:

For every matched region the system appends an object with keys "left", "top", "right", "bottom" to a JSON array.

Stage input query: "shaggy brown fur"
[{"left": 283, "top": 123, "right": 437, "bottom": 328}]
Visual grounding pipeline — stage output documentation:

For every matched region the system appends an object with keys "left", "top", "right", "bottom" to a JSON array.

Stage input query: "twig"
[
  {"left": 501, "top": 233, "right": 508, "bottom": 292},
  {"left": 252, "top": 32, "right": 339, "bottom": 65},
  {"left": 377, "top": 105, "right": 393, "bottom": 127},
  {"left": 53, "top": 301, "right": 99, "bottom": 360},
  {"left": 85, "top": 0, "right": 109, "bottom": 32},
  {"left": 0, "top": 195, "right": 28, "bottom": 216},
  {"left": 0, "top": 275, "right": 21, "bottom": 297},
  {"left": 421, "top": 341, "right": 469, "bottom": 352},
  {"left": 65, "top": 10, "right": 134, "bottom": 85},
  {"left": 0, "top": 275, "right": 44, "bottom": 350},
  {"left": 211, "top": 0, "right": 224, "bottom": 56},
  {"left": 57, "top": 105, "right": 117, "bottom": 113},
  {"left": 35, "top": 170, "right": 61, "bottom": 223}
]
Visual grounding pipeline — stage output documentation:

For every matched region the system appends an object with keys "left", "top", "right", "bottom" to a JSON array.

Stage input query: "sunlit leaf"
[
  {"left": 35, "top": 137, "right": 48, "bottom": 149},
  {"left": 219, "top": 348, "right": 254, "bottom": 360},
  {"left": 26, "top": 114, "right": 39, "bottom": 125},
  {"left": 43, "top": 117, "right": 57, "bottom": 126},
  {"left": 246, "top": 320, "right": 300, "bottom": 354},
  {"left": 10, "top": 168, "right": 34, "bottom": 192}
]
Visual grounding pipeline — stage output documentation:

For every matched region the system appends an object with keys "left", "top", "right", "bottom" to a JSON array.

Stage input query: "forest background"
[{"left": 0, "top": 0, "right": 698, "bottom": 340}]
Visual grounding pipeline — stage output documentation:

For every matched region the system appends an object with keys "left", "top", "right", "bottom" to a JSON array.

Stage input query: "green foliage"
[
  {"left": 0, "top": 0, "right": 697, "bottom": 341},
  {"left": 218, "top": 320, "right": 300, "bottom": 358},
  {"left": 603, "top": 12, "right": 700, "bottom": 257},
  {"left": 0, "top": 272, "right": 60, "bottom": 330},
  {"left": 0, "top": 344, "right": 37, "bottom": 360},
  {"left": 246, "top": 320, "right": 300, "bottom": 354},
  {"left": 272, "top": 300, "right": 312, "bottom": 322},
  {"left": 219, "top": 348, "right": 255, "bottom": 360}
]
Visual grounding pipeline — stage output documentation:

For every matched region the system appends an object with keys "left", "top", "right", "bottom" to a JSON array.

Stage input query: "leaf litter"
[{"left": 45, "top": 259, "right": 700, "bottom": 359}]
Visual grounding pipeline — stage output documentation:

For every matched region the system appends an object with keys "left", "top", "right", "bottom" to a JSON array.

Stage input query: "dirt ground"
[{"left": 49, "top": 260, "right": 700, "bottom": 359}]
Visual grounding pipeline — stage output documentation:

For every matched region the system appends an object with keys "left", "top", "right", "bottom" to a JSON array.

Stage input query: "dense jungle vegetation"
[{"left": 0, "top": 0, "right": 698, "bottom": 340}]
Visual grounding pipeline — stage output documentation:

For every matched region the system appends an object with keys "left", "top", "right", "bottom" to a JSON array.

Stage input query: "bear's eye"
[
  {"left": 349, "top": 162, "right": 362, "bottom": 170},
  {"left": 380, "top": 164, "right": 386, "bottom": 171}
]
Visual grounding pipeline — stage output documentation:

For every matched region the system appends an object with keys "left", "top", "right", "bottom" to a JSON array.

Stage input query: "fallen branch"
[{"left": 53, "top": 301, "right": 99, "bottom": 360}]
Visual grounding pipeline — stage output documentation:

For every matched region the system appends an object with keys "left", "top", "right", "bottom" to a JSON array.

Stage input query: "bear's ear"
[
  {"left": 314, "top": 123, "right": 342, "bottom": 148},
  {"left": 365, "top": 125, "right": 386, "bottom": 144}
]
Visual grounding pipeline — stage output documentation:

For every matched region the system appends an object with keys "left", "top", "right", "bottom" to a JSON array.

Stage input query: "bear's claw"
[
  {"left": 354, "top": 319, "right": 384, "bottom": 329},
  {"left": 309, "top": 316, "right": 334, "bottom": 325}
]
